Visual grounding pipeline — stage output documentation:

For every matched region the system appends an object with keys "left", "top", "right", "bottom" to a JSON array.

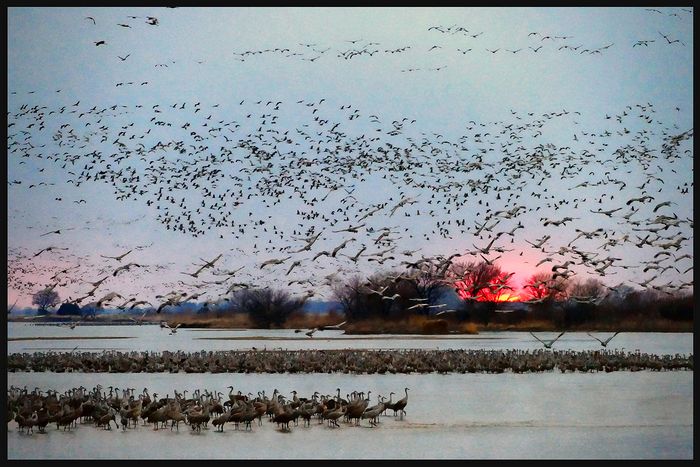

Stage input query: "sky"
[{"left": 7, "top": 7, "right": 694, "bottom": 309}]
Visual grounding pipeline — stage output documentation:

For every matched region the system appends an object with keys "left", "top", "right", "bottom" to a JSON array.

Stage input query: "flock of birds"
[
  {"left": 65, "top": 8, "right": 690, "bottom": 80},
  {"left": 8, "top": 384, "right": 409, "bottom": 434},
  {"left": 7, "top": 346, "right": 692, "bottom": 375},
  {"left": 7, "top": 7, "right": 693, "bottom": 314},
  {"left": 7, "top": 95, "right": 693, "bottom": 311}
]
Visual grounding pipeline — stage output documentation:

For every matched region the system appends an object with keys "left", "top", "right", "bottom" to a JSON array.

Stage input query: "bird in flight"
[
  {"left": 112, "top": 262, "right": 142, "bottom": 277},
  {"left": 587, "top": 331, "right": 621, "bottom": 347},
  {"left": 129, "top": 309, "right": 149, "bottom": 325},
  {"left": 40, "top": 228, "right": 74, "bottom": 237},
  {"left": 85, "top": 16, "right": 96, "bottom": 25},
  {"left": 101, "top": 249, "right": 133, "bottom": 261},
  {"left": 260, "top": 256, "right": 291, "bottom": 269},
  {"left": 117, "top": 54, "right": 131, "bottom": 61},
  {"left": 162, "top": 322, "right": 182, "bottom": 335},
  {"left": 33, "top": 246, "right": 69, "bottom": 257},
  {"left": 318, "top": 320, "right": 347, "bottom": 331},
  {"left": 530, "top": 331, "right": 565, "bottom": 349},
  {"left": 94, "top": 40, "right": 106, "bottom": 46},
  {"left": 659, "top": 31, "right": 685, "bottom": 45},
  {"left": 129, "top": 300, "right": 153, "bottom": 310}
]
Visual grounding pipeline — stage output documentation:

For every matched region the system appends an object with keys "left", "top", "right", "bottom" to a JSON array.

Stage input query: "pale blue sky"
[{"left": 7, "top": 7, "right": 694, "bottom": 308}]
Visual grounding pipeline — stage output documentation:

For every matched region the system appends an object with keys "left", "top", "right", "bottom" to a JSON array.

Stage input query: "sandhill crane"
[
  {"left": 361, "top": 400, "right": 385, "bottom": 427},
  {"left": 163, "top": 323, "right": 182, "bottom": 335},
  {"left": 530, "top": 331, "right": 565, "bottom": 349},
  {"left": 96, "top": 292, "right": 123, "bottom": 307},
  {"left": 652, "top": 201, "right": 676, "bottom": 213},
  {"left": 318, "top": 320, "right": 347, "bottom": 331},
  {"left": 525, "top": 235, "right": 551, "bottom": 249},
  {"left": 112, "top": 262, "right": 142, "bottom": 277},
  {"left": 291, "top": 231, "right": 324, "bottom": 252},
  {"left": 587, "top": 331, "right": 620, "bottom": 347},
  {"left": 260, "top": 256, "right": 291, "bottom": 269},
  {"left": 390, "top": 388, "right": 409, "bottom": 420},
  {"left": 323, "top": 404, "right": 345, "bottom": 428},
  {"left": 101, "top": 249, "right": 133, "bottom": 261},
  {"left": 129, "top": 310, "right": 149, "bottom": 325}
]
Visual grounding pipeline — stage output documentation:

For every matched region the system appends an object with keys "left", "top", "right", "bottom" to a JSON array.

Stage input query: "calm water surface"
[
  {"left": 6, "top": 371, "right": 693, "bottom": 459},
  {"left": 6, "top": 323, "right": 693, "bottom": 459},
  {"left": 7, "top": 323, "right": 694, "bottom": 355}
]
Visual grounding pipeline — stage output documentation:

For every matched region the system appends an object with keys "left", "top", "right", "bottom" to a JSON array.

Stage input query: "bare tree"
[
  {"left": 562, "top": 278, "right": 606, "bottom": 326},
  {"left": 447, "top": 260, "right": 503, "bottom": 301},
  {"left": 445, "top": 260, "right": 510, "bottom": 324},
  {"left": 522, "top": 271, "right": 567, "bottom": 302},
  {"left": 566, "top": 278, "right": 606, "bottom": 302},
  {"left": 229, "top": 287, "right": 306, "bottom": 328},
  {"left": 331, "top": 275, "right": 367, "bottom": 321},
  {"left": 405, "top": 259, "right": 450, "bottom": 314},
  {"left": 32, "top": 288, "right": 60, "bottom": 315},
  {"left": 332, "top": 271, "right": 421, "bottom": 321}
]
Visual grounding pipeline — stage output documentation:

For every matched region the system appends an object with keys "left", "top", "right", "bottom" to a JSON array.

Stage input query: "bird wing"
[
  {"left": 603, "top": 331, "right": 620, "bottom": 344},
  {"left": 529, "top": 332, "right": 546, "bottom": 345},
  {"left": 586, "top": 332, "right": 604, "bottom": 344}
]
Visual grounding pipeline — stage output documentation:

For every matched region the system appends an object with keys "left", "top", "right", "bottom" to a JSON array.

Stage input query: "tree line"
[{"left": 27, "top": 257, "right": 693, "bottom": 329}]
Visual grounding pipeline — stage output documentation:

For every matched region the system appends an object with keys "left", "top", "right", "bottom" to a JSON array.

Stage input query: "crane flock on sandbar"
[{"left": 8, "top": 384, "right": 410, "bottom": 434}]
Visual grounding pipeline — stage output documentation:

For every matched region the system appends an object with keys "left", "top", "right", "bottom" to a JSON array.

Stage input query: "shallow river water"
[
  {"left": 7, "top": 323, "right": 694, "bottom": 355},
  {"left": 6, "top": 324, "right": 693, "bottom": 459}
]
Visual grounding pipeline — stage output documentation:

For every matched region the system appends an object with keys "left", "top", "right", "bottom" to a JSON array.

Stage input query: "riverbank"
[{"left": 8, "top": 313, "right": 693, "bottom": 333}]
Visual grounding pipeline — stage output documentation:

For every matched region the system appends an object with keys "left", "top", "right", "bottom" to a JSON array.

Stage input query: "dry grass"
[
  {"left": 478, "top": 319, "right": 559, "bottom": 332},
  {"left": 284, "top": 311, "right": 345, "bottom": 330},
  {"left": 11, "top": 311, "right": 692, "bottom": 333},
  {"left": 343, "top": 316, "right": 479, "bottom": 335},
  {"left": 161, "top": 312, "right": 253, "bottom": 329},
  {"left": 455, "top": 322, "right": 479, "bottom": 334}
]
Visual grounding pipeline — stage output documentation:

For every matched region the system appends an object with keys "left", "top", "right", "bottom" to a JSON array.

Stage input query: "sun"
[{"left": 495, "top": 292, "right": 521, "bottom": 302}]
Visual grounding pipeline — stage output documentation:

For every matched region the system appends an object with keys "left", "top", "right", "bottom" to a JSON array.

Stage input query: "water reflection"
[
  {"left": 7, "top": 371, "right": 693, "bottom": 459},
  {"left": 7, "top": 323, "right": 694, "bottom": 355}
]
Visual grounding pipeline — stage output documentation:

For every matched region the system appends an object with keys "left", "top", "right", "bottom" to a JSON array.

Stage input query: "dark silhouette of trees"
[
  {"left": 446, "top": 260, "right": 513, "bottom": 323},
  {"left": 404, "top": 259, "right": 452, "bottom": 315},
  {"left": 32, "top": 288, "right": 60, "bottom": 315},
  {"left": 567, "top": 278, "right": 606, "bottom": 302},
  {"left": 522, "top": 271, "right": 567, "bottom": 301},
  {"left": 562, "top": 278, "right": 606, "bottom": 326},
  {"left": 56, "top": 302, "right": 81, "bottom": 316},
  {"left": 522, "top": 271, "right": 568, "bottom": 324},
  {"left": 332, "top": 271, "right": 433, "bottom": 321},
  {"left": 448, "top": 260, "right": 504, "bottom": 301},
  {"left": 229, "top": 287, "right": 306, "bottom": 328},
  {"left": 332, "top": 275, "right": 368, "bottom": 321}
]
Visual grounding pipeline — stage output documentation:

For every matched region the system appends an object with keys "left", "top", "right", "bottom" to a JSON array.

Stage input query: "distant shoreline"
[{"left": 8, "top": 315, "right": 693, "bottom": 333}]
